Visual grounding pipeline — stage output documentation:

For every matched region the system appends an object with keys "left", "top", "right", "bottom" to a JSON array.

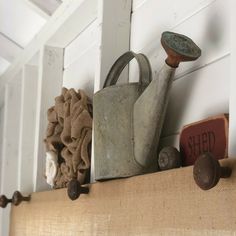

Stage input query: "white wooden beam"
[
  {"left": 0, "top": 0, "right": 97, "bottom": 89},
  {"left": 23, "top": 0, "right": 50, "bottom": 20},
  {"left": 30, "top": 0, "right": 62, "bottom": 16},
  {"left": 0, "top": 107, "right": 4, "bottom": 192},
  {"left": 229, "top": 0, "right": 236, "bottom": 157},
  {"left": 0, "top": 57, "right": 10, "bottom": 76},
  {"left": 33, "top": 45, "right": 63, "bottom": 192},
  {"left": 94, "top": 0, "right": 132, "bottom": 91},
  {"left": 18, "top": 65, "right": 38, "bottom": 194},
  {"left": 0, "top": 72, "right": 23, "bottom": 236},
  {"left": 0, "top": 87, "right": 7, "bottom": 236},
  {"left": 0, "top": 73, "right": 22, "bottom": 195},
  {"left": 0, "top": 32, "right": 23, "bottom": 63},
  {"left": 46, "top": 0, "right": 97, "bottom": 47}
]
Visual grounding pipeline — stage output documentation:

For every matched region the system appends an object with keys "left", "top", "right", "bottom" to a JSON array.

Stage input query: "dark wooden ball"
[
  {"left": 0, "top": 195, "right": 11, "bottom": 208},
  {"left": 158, "top": 146, "right": 181, "bottom": 170},
  {"left": 67, "top": 179, "right": 82, "bottom": 201},
  {"left": 193, "top": 153, "right": 221, "bottom": 190},
  {"left": 12, "top": 191, "right": 23, "bottom": 206}
]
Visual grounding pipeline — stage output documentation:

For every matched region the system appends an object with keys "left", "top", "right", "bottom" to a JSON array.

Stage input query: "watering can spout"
[{"left": 133, "top": 31, "right": 201, "bottom": 167}]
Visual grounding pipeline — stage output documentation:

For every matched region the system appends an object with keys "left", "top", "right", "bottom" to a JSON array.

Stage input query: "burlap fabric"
[{"left": 45, "top": 87, "right": 93, "bottom": 188}]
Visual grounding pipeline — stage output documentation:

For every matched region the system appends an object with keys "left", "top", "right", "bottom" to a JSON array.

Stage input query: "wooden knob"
[
  {"left": 67, "top": 179, "right": 89, "bottom": 201},
  {"left": 12, "top": 191, "right": 31, "bottom": 206},
  {"left": 0, "top": 195, "right": 12, "bottom": 208},
  {"left": 193, "top": 153, "right": 232, "bottom": 190},
  {"left": 158, "top": 146, "right": 182, "bottom": 170}
]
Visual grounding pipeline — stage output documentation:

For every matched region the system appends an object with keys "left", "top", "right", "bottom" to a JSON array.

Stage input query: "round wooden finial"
[
  {"left": 67, "top": 179, "right": 89, "bottom": 201},
  {"left": 193, "top": 153, "right": 232, "bottom": 190},
  {"left": 0, "top": 195, "right": 12, "bottom": 208},
  {"left": 158, "top": 146, "right": 182, "bottom": 170},
  {"left": 12, "top": 191, "right": 31, "bottom": 206}
]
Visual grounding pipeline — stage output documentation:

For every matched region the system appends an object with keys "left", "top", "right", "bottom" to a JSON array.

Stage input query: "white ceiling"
[{"left": 0, "top": 0, "right": 62, "bottom": 75}]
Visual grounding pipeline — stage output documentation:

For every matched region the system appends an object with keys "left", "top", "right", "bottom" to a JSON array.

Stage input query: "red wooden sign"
[{"left": 180, "top": 114, "right": 229, "bottom": 166}]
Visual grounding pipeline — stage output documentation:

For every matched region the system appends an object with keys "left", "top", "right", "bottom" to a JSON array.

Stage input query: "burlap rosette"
[{"left": 44, "top": 87, "right": 92, "bottom": 189}]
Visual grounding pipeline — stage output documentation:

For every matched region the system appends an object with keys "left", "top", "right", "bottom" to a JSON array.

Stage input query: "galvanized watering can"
[{"left": 94, "top": 32, "right": 201, "bottom": 180}]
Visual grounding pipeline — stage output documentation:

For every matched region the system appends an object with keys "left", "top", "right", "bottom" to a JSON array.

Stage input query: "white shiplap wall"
[
  {"left": 0, "top": 1, "right": 99, "bottom": 234},
  {"left": 130, "top": 0, "right": 230, "bottom": 149},
  {"left": 0, "top": 72, "right": 23, "bottom": 236},
  {"left": 0, "top": 0, "right": 234, "bottom": 234},
  {"left": 63, "top": 20, "right": 99, "bottom": 98},
  {"left": 18, "top": 65, "right": 39, "bottom": 194}
]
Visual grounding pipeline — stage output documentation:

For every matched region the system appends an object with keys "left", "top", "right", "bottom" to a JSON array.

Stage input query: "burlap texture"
[{"left": 45, "top": 87, "right": 93, "bottom": 188}]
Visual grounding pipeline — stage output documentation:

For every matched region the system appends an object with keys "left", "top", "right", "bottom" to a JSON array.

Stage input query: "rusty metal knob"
[
  {"left": 193, "top": 153, "right": 232, "bottom": 190},
  {"left": 161, "top": 31, "right": 201, "bottom": 68},
  {"left": 158, "top": 146, "right": 182, "bottom": 170},
  {"left": 12, "top": 191, "right": 31, "bottom": 206},
  {"left": 0, "top": 195, "right": 12, "bottom": 208},
  {"left": 67, "top": 179, "right": 89, "bottom": 201}
]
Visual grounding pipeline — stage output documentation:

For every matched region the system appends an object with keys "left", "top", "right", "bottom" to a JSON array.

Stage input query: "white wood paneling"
[
  {"left": 132, "top": 0, "right": 216, "bottom": 12},
  {"left": 0, "top": 0, "right": 98, "bottom": 90},
  {"left": 0, "top": 33, "right": 23, "bottom": 63},
  {"left": 132, "top": 0, "right": 146, "bottom": 11},
  {"left": 22, "top": 0, "right": 51, "bottom": 19},
  {"left": 0, "top": 105, "right": 5, "bottom": 236},
  {"left": 18, "top": 65, "right": 38, "bottom": 194},
  {"left": 162, "top": 56, "right": 229, "bottom": 137},
  {"left": 0, "top": 85, "right": 10, "bottom": 236},
  {"left": 63, "top": 45, "right": 96, "bottom": 98},
  {"left": 0, "top": 57, "right": 10, "bottom": 76},
  {"left": 33, "top": 46, "right": 63, "bottom": 192},
  {"left": 64, "top": 20, "right": 98, "bottom": 69},
  {"left": 26, "top": 0, "right": 61, "bottom": 16},
  {"left": 47, "top": 0, "right": 98, "bottom": 48},
  {"left": 0, "top": 0, "right": 46, "bottom": 48},
  {"left": 94, "top": 0, "right": 132, "bottom": 91},
  {"left": 27, "top": 52, "right": 40, "bottom": 66},
  {"left": 0, "top": 106, "right": 4, "bottom": 193},
  {"left": 229, "top": 0, "right": 236, "bottom": 157},
  {"left": 1, "top": 74, "right": 22, "bottom": 195},
  {"left": 0, "top": 72, "right": 23, "bottom": 236},
  {"left": 130, "top": 0, "right": 230, "bottom": 82},
  {"left": 131, "top": 0, "right": 216, "bottom": 50}
]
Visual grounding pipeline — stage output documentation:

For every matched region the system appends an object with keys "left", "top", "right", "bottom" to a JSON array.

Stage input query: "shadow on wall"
[{"left": 160, "top": 8, "right": 228, "bottom": 137}]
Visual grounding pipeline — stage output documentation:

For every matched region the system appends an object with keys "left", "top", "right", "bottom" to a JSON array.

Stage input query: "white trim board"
[
  {"left": 0, "top": 72, "right": 23, "bottom": 236},
  {"left": 229, "top": 0, "right": 236, "bottom": 157},
  {"left": 94, "top": 0, "right": 132, "bottom": 92},
  {"left": 0, "top": 0, "right": 98, "bottom": 89},
  {"left": 18, "top": 65, "right": 39, "bottom": 194},
  {"left": 33, "top": 46, "right": 63, "bottom": 192}
]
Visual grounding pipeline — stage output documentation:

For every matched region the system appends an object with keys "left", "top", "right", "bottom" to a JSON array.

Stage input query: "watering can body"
[
  {"left": 94, "top": 83, "right": 147, "bottom": 179},
  {"left": 94, "top": 51, "right": 175, "bottom": 180},
  {"left": 94, "top": 32, "right": 201, "bottom": 180}
]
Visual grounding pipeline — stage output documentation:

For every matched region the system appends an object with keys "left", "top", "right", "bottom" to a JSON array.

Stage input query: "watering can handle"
[{"left": 103, "top": 51, "right": 152, "bottom": 88}]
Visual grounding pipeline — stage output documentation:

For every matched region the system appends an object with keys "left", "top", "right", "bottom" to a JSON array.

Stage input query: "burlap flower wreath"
[{"left": 44, "top": 87, "right": 92, "bottom": 188}]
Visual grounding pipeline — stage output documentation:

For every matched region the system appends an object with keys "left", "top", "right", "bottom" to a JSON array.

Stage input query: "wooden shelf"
[{"left": 10, "top": 158, "right": 236, "bottom": 235}]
